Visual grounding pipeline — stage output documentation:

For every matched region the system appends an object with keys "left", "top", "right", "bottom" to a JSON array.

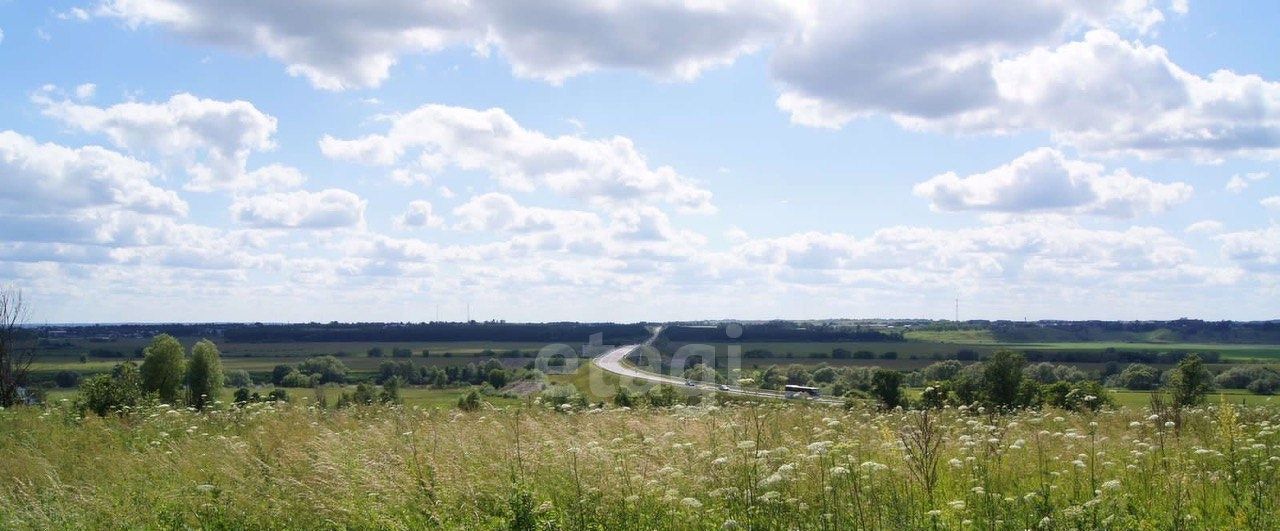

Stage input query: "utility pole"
[
  {"left": 466, "top": 302, "right": 471, "bottom": 323},
  {"left": 954, "top": 297, "right": 959, "bottom": 323}
]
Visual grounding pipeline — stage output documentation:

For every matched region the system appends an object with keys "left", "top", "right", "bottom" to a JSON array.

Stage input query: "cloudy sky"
[{"left": 1, "top": 1, "right": 1278, "bottom": 324}]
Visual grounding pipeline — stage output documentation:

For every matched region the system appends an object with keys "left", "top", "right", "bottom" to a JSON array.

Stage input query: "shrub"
[
  {"left": 226, "top": 370, "right": 253, "bottom": 388},
  {"left": 54, "top": 370, "right": 81, "bottom": 388},
  {"left": 76, "top": 362, "right": 144, "bottom": 416}
]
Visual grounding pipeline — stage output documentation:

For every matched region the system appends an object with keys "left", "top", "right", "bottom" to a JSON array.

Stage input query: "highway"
[{"left": 591, "top": 328, "right": 842, "bottom": 405}]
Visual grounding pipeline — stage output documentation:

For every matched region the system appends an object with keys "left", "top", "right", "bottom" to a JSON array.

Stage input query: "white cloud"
[
  {"left": 773, "top": 1, "right": 1164, "bottom": 128},
  {"left": 1263, "top": 196, "right": 1280, "bottom": 211},
  {"left": 394, "top": 200, "right": 444, "bottom": 229},
  {"left": 96, "top": 0, "right": 796, "bottom": 90},
  {"left": 914, "top": 148, "right": 1192, "bottom": 217},
  {"left": 321, "top": 104, "right": 714, "bottom": 213},
  {"left": 983, "top": 30, "right": 1280, "bottom": 160},
  {"left": 74, "top": 83, "right": 97, "bottom": 100},
  {"left": 0, "top": 28, "right": 5, "bottom": 45},
  {"left": 230, "top": 189, "right": 366, "bottom": 229},
  {"left": 35, "top": 91, "right": 286, "bottom": 191},
  {"left": 1227, "top": 171, "right": 1269, "bottom": 193},
  {"left": 775, "top": 8, "right": 1280, "bottom": 161},
  {"left": 0, "top": 130, "right": 187, "bottom": 217},
  {"left": 452, "top": 193, "right": 599, "bottom": 233},
  {"left": 1219, "top": 226, "right": 1280, "bottom": 272},
  {"left": 735, "top": 218, "right": 1204, "bottom": 290},
  {"left": 1185, "top": 220, "right": 1224, "bottom": 234},
  {"left": 1170, "top": 0, "right": 1189, "bottom": 15}
]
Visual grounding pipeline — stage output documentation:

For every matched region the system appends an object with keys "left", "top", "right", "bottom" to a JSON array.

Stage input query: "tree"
[
  {"left": 271, "top": 364, "right": 293, "bottom": 386},
  {"left": 186, "top": 339, "right": 224, "bottom": 410},
  {"left": 871, "top": 369, "right": 905, "bottom": 409},
  {"left": 298, "top": 355, "right": 349, "bottom": 383},
  {"left": 367, "top": 347, "right": 384, "bottom": 358},
  {"left": 140, "top": 334, "right": 186, "bottom": 404},
  {"left": 77, "top": 362, "right": 144, "bottom": 416},
  {"left": 1168, "top": 354, "right": 1213, "bottom": 408},
  {"left": 1111, "top": 364, "right": 1160, "bottom": 390},
  {"left": 226, "top": 369, "right": 253, "bottom": 388},
  {"left": 981, "top": 351, "right": 1027, "bottom": 409},
  {"left": 0, "top": 288, "right": 36, "bottom": 407}
]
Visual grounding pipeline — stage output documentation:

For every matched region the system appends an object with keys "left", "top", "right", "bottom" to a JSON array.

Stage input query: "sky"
[{"left": 0, "top": 0, "right": 1278, "bottom": 324}]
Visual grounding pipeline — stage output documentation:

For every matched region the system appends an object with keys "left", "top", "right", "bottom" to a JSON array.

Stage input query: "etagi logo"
[{"left": 531, "top": 325, "right": 747, "bottom": 398}]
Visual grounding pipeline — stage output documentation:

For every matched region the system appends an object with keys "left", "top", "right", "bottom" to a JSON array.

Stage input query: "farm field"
[
  {"left": 669, "top": 340, "right": 1280, "bottom": 362},
  {"left": 38, "top": 338, "right": 560, "bottom": 359}
]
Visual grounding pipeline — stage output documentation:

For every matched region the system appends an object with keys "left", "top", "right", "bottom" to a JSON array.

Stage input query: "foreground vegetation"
[{"left": 2, "top": 397, "right": 1278, "bottom": 529}]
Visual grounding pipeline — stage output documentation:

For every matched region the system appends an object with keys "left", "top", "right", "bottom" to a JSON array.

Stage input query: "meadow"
[{"left": 2, "top": 398, "right": 1277, "bottom": 529}]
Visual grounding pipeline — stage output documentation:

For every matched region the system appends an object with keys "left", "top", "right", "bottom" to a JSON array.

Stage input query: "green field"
[{"left": 672, "top": 339, "right": 1280, "bottom": 361}]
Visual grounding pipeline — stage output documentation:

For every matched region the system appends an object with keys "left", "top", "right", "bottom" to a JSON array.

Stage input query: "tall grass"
[{"left": 1, "top": 398, "right": 1277, "bottom": 529}]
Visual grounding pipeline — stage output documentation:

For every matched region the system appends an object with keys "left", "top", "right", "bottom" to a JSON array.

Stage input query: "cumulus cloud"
[
  {"left": 1185, "top": 220, "right": 1224, "bottom": 234},
  {"left": 772, "top": 1, "right": 1164, "bottom": 128},
  {"left": 1263, "top": 196, "right": 1280, "bottom": 211},
  {"left": 735, "top": 218, "right": 1203, "bottom": 290},
  {"left": 1227, "top": 171, "right": 1270, "bottom": 193},
  {"left": 453, "top": 193, "right": 599, "bottom": 233},
  {"left": 983, "top": 30, "right": 1280, "bottom": 160},
  {"left": 0, "top": 130, "right": 187, "bottom": 216},
  {"left": 95, "top": 0, "right": 796, "bottom": 89},
  {"left": 914, "top": 148, "right": 1192, "bottom": 217},
  {"left": 774, "top": 7, "right": 1280, "bottom": 161},
  {"left": 1219, "top": 226, "right": 1280, "bottom": 272},
  {"left": 230, "top": 189, "right": 366, "bottom": 229},
  {"left": 394, "top": 200, "right": 444, "bottom": 229},
  {"left": 34, "top": 91, "right": 292, "bottom": 191},
  {"left": 321, "top": 104, "right": 714, "bottom": 213}
]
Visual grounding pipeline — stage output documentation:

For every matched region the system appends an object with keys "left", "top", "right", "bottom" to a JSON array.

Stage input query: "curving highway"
[{"left": 591, "top": 328, "right": 842, "bottom": 405}]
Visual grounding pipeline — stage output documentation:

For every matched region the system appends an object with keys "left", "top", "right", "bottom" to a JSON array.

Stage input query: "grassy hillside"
[{"left": 2, "top": 400, "right": 1278, "bottom": 529}]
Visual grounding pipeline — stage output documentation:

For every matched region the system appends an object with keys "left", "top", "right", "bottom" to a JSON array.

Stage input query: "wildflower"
[
  {"left": 829, "top": 466, "right": 849, "bottom": 476},
  {"left": 681, "top": 497, "right": 703, "bottom": 509},
  {"left": 1101, "top": 479, "right": 1121, "bottom": 491},
  {"left": 948, "top": 499, "right": 966, "bottom": 510}
]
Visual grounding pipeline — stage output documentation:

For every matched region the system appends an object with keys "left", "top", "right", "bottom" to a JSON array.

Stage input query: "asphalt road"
[{"left": 591, "top": 329, "right": 841, "bottom": 405}]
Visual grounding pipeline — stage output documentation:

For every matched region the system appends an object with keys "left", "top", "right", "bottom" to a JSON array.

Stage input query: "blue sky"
[{"left": 0, "top": 0, "right": 1277, "bottom": 323}]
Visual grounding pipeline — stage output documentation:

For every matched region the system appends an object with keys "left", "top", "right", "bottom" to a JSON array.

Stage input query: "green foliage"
[
  {"left": 76, "top": 362, "right": 144, "bottom": 416},
  {"left": 380, "top": 377, "right": 402, "bottom": 404},
  {"left": 981, "top": 351, "right": 1027, "bottom": 409},
  {"left": 226, "top": 369, "right": 253, "bottom": 388},
  {"left": 1041, "top": 380, "right": 1111, "bottom": 412},
  {"left": 456, "top": 389, "right": 482, "bottom": 411},
  {"left": 612, "top": 387, "right": 637, "bottom": 408},
  {"left": 296, "top": 355, "right": 348, "bottom": 384},
  {"left": 53, "top": 370, "right": 81, "bottom": 388},
  {"left": 279, "top": 370, "right": 314, "bottom": 388},
  {"left": 233, "top": 387, "right": 251, "bottom": 405},
  {"left": 185, "top": 339, "right": 224, "bottom": 410},
  {"left": 1168, "top": 354, "right": 1213, "bottom": 408},
  {"left": 140, "top": 334, "right": 186, "bottom": 404},
  {"left": 919, "top": 384, "right": 949, "bottom": 409},
  {"left": 870, "top": 369, "right": 904, "bottom": 409},
  {"left": 922, "top": 360, "right": 962, "bottom": 381},
  {"left": 1109, "top": 363, "right": 1161, "bottom": 390}
]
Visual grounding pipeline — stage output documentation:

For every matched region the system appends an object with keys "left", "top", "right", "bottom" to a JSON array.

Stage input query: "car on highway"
[
  {"left": 685, "top": 380, "right": 695, "bottom": 386},
  {"left": 718, "top": 384, "right": 729, "bottom": 391}
]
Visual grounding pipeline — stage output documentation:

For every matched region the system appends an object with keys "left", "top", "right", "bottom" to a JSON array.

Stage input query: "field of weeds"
[{"left": 1, "top": 399, "right": 1278, "bottom": 529}]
